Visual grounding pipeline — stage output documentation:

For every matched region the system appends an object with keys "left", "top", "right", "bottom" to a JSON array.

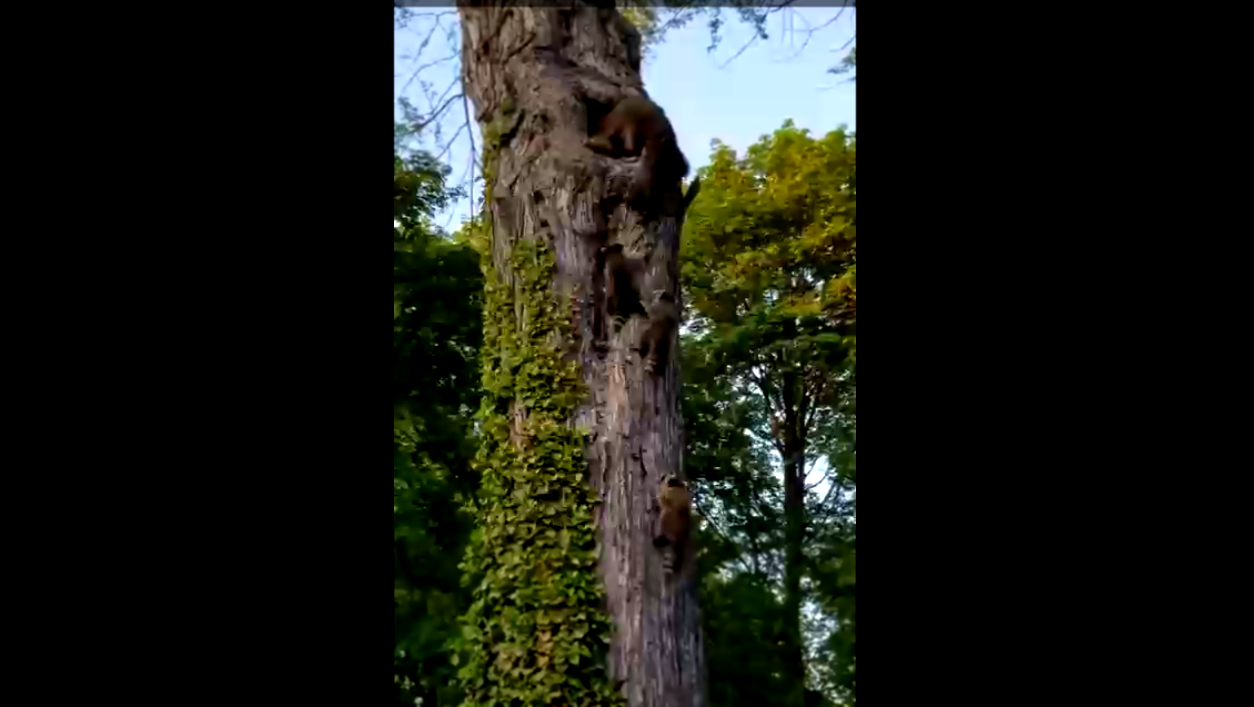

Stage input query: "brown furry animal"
[
  {"left": 638, "top": 291, "right": 677, "bottom": 374},
  {"left": 653, "top": 474, "right": 692, "bottom": 574},
  {"left": 600, "top": 243, "right": 647, "bottom": 327},
  {"left": 586, "top": 95, "right": 689, "bottom": 205}
]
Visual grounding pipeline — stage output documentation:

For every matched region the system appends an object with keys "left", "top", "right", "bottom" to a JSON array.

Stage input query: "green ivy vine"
[{"left": 453, "top": 112, "right": 623, "bottom": 707}]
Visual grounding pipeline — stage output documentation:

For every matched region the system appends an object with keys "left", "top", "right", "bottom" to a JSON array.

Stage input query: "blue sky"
[
  {"left": 393, "top": 8, "right": 854, "bottom": 503},
  {"left": 394, "top": 7, "right": 855, "bottom": 231}
]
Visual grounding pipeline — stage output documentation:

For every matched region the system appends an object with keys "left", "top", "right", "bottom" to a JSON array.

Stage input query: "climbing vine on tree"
[
  {"left": 449, "top": 120, "right": 621, "bottom": 706},
  {"left": 452, "top": 237, "right": 622, "bottom": 707}
]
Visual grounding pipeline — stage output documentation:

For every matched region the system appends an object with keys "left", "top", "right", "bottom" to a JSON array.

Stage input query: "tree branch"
[
  {"left": 398, "top": 12, "right": 457, "bottom": 97},
  {"left": 797, "top": 376, "right": 811, "bottom": 439},
  {"left": 819, "top": 473, "right": 848, "bottom": 509},
  {"left": 692, "top": 495, "right": 753, "bottom": 575},
  {"left": 753, "top": 370, "right": 787, "bottom": 456},
  {"left": 804, "top": 377, "right": 824, "bottom": 431},
  {"left": 416, "top": 91, "right": 463, "bottom": 132},
  {"left": 718, "top": 32, "right": 762, "bottom": 69},
  {"left": 805, "top": 465, "right": 831, "bottom": 493},
  {"left": 778, "top": 6, "right": 843, "bottom": 62},
  {"left": 434, "top": 121, "right": 468, "bottom": 162}
]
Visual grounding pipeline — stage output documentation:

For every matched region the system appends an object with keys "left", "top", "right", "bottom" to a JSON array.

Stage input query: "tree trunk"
[
  {"left": 781, "top": 363, "right": 807, "bottom": 707},
  {"left": 457, "top": 4, "right": 705, "bottom": 706}
]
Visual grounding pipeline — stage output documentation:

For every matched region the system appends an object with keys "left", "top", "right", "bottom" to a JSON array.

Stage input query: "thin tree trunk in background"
[
  {"left": 458, "top": 3, "right": 705, "bottom": 706},
  {"left": 781, "top": 362, "right": 807, "bottom": 707},
  {"left": 779, "top": 302, "right": 808, "bottom": 705}
]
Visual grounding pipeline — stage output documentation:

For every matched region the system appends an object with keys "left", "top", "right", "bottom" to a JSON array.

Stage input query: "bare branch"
[
  {"left": 400, "top": 8, "right": 456, "bottom": 22},
  {"left": 813, "top": 12, "right": 844, "bottom": 33},
  {"left": 749, "top": 479, "right": 775, "bottom": 522},
  {"left": 398, "top": 17, "right": 451, "bottom": 94},
  {"left": 753, "top": 371, "right": 775, "bottom": 416},
  {"left": 753, "top": 365, "right": 783, "bottom": 419},
  {"left": 804, "top": 377, "right": 825, "bottom": 431},
  {"left": 692, "top": 495, "right": 754, "bottom": 575},
  {"left": 718, "top": 31, "right": 761, "bottom": 69},
  {"left": 753, "top": 369, "right": 787, "bottom": 456},
  {"left": 399, "top": 69, "right": 422, "bottom": 99},
  {"left": 413, "top": 52, "right": 458, "bottom": 77},
  {"left": 657, "top": 8, "right": 699, "bottom": 35},
  {"left": 434, "top": 121, "right": 467, "bottom": 162},
  {"left": 428, "top": 76, "right": 461, "bottom": 119},
  {"left": 805, "top": 465, "right": 831, "bottom": 493},
  {"left": 777, "top": 6, "right": 841, "bottom": 62},
  {"left": 819, "top": 477, "right": 841, "bottom": 508},
  {"left": 797, "top": 378, "right": 811, "bottom": 440},
  {"left": 818, "top": 457, "right": 854, "bottom": 509},
  {"left": 415, "top": 17, "right": 442, "bottom": 59},
  {"left": 416, "top": 91, "right": 463, "bottom": 132}
]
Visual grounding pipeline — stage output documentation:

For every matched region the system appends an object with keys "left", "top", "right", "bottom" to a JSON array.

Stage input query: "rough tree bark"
[{"left": 457, "top": 3, "right": 705, "bottom": 707}]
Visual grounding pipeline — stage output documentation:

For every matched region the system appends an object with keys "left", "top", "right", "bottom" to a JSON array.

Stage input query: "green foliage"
[
  {"left": 828, "top": 46, "right": 856, "bottom": 82},
  {"left": 454, "top": 238, "right": 620, "bottom": 707},
  {"left": 683, "top": 120, "right": 856, "bottom": 492},
  {"left": 396, "top": 150, "right": 462, "bottom": 227},
  {"left": 702, "top": 573, "right": 792, "bottom": 707},
  {"left": 810, "top": 529, "right": 855, "bottom": 704},
  {"left": 618, "top": 5, "right": 664, "bottom": 56},
  {"left": 682, "top": 335, "right": 784, "bottom": 578},
  {"left": 395, "top": 139, "right": 484, "bottom": 707},
  {"left": 452, "top": 124, "right": 620, "bottom": 707},
  {"left": 682, "top": 121, "right": 856, "bottom": 432},
  {"left": 684, "top": 120, "right": 855, "bottom": 322},
  {"left": 681, "top": 121, "right": 856, "bottom": 706}
]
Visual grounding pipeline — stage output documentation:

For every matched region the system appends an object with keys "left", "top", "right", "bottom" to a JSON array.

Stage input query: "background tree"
[
  {"left": 394, "top": 139, "right": 484, "bottom": 707},
  {"left": 681, "top": 335, "right": 791, "bottom": 707},
  {"left": 681, "top": 121, "right": 856, "bottom": 707}
]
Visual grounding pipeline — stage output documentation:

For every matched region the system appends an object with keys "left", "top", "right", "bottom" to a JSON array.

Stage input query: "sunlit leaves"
[{"left": 681, "top": 121, "right": 856, "bottom": 706}]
